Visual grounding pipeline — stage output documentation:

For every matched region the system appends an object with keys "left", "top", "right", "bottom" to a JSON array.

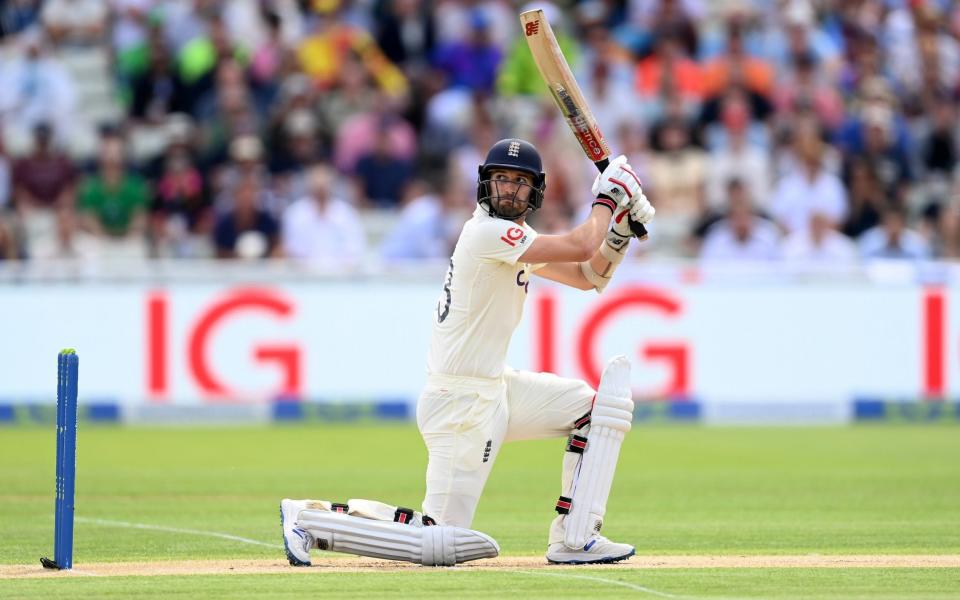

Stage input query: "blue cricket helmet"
[{"left": 477, "top": 138, "right": 546, "bottom": 219}]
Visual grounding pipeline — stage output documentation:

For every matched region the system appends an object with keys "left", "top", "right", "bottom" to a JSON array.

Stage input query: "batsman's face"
[{"left": 489, "top": 168, "right": 534, "bottom": 219}]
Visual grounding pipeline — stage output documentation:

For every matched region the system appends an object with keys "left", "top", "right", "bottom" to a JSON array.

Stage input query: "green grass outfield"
[{"left": 1, "top": 424, "right": 958, "bottom": 598}]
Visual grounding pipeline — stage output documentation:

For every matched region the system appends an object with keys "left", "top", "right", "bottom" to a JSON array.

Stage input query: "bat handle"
[{"left": 593, "top": 159, "right": 648, "bottom": 241}]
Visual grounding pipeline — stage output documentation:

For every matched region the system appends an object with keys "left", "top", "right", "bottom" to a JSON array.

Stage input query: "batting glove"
[{"left": 591, "top": 155, "right": 642, "bottom": 212}]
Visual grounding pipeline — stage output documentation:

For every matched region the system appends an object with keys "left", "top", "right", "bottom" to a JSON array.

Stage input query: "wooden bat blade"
[
  {"left": 520, "top": 9, "right": 610, "bottom": 164},
  {"left": 519, "top": 9, "right": 648, "bottom": 240}
]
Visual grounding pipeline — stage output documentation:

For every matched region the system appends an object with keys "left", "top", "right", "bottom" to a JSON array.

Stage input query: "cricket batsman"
[{"left": 281, "top": 139, "right": 654, "bottom": 566}]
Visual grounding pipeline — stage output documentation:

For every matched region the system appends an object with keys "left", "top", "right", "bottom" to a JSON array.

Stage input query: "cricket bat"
[{"left": 520, "top": 9, "right": 648, "bottom": 240}]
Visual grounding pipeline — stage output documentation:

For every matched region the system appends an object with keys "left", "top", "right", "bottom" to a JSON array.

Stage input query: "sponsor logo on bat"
[
  {"left": 525, "top": 20, "right": 539, "bottom": 36},
  {"left": 553, "top": 86, "right": 605, "bottom": 158}
]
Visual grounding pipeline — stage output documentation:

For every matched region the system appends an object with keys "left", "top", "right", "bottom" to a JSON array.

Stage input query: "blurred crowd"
[{"left": 0, "top": 0, "right": 958, "bottom": 265}]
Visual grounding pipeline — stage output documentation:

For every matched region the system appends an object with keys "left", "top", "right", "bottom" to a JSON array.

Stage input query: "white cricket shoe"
[
  {"left": 546, "top": 535, "right": 635, "bottom": 565},
  {"left": 280, "top": 499, "right": 314, "bottom": 566}
]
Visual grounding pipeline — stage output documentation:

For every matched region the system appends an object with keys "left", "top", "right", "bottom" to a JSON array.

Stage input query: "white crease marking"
[
  {"left": 76, "top": 517, "right": 282, "bottom": 549},
  {"left": 519, "top": 570, "right": 694, "bottom": 598}
]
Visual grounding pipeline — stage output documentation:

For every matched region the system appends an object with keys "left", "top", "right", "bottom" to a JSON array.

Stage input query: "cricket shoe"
[
  {"left": 280, "top": 499, "right": 314, "bottom": 566},
  {"left": 546, "top": 535, "right": 635, "bottom": 565}
]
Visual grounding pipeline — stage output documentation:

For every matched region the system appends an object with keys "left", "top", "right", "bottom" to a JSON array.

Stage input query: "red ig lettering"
[
  {"left": 535, "top": 286, "right": 690, "bottom": 398},
  {"left": 147, "top": 288, "right": 303, "bottom": 401}
]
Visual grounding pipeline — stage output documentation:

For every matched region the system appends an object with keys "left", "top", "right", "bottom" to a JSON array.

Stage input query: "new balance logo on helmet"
[{"left": 507, "top": 141, "right": 521, "bottom": 157}]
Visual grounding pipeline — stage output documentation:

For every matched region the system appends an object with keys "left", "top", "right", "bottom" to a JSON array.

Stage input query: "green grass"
[
  {"left": 2, "top": 424, "right": 959, "bottom": 598},
  {"left": 4, "top": 569, "right": 960, "bottom": 599}
]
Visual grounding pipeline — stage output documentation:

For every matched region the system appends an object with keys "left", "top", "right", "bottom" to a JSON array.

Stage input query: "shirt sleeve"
[{"left": 465, "top": 219, "right": 538, "bottom": 265}]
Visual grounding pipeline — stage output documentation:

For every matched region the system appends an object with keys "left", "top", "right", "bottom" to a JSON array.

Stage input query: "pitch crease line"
[
  {"left": 76, "top": 517, "right": 282, "bottom": 549},
  {"left": 518, "top": 570, "right": 695, "bottom": 598}
]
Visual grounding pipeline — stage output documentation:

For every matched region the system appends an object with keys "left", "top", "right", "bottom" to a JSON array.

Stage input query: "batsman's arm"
[
  {"left": 532, "top": 242, "right": 623, "bottom": 291},
  {"left": 517, "top": 205, "right": 613, "bottom": 264}
]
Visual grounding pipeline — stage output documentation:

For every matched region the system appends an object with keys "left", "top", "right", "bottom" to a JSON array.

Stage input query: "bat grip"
[{"left": 593, "top": 159, "right": 648, "bottom": 241}]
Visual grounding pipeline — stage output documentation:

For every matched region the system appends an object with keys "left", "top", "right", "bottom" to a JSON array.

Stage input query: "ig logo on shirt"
[{"left": 500, "top": 227, "right": 527, "bottom": 247}]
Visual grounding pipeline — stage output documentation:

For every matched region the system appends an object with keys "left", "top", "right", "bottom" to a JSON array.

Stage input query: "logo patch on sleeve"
[{"left": 500, "top": 227, "right": 527, "bottom": 247}]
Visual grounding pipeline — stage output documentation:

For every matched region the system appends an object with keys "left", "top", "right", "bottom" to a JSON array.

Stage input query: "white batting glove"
[
  {"left": 629, "top": 191, "right": 655, "bottom": 224},
  {"left": 605, "top": 208, "right": 634, "bottom": 253},
  {"left": 591, "top": 155, "right": 642, "bottom": 209},
  {"left": 606, "top": 193, "right": 655, "bottom": 250}
]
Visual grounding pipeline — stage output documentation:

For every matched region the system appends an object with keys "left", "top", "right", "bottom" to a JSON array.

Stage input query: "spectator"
[
  {"left": 700, "top": 183, "right": 780, "bottom": 262},
  {"left": 0, "top": 216, "right": 18, "bottom": 260},
  {"left": 781, "top": 212, "right": 859, "bottom": 264},
  {"left": 213, "top": 135, "right": 276, "bottom": 215},
  {"left": 920, "top": 94, "right": 957, "bottom": 185},
  {"left": 213, "top": 174, "right": 278, "bottom": 259},
  {"left": 380, "top": 178, "right": 450, "bottom": 261},
  {"left": 161, "top": 0, "right": 216, "bottom": 53},
  {"left": 645, "top": 118, "right": 706, "bottom": 254},
  {"left": 0, "top": 136, "right": 11, "bottom": 212},
  {"left": 109, "top": 0, "right": 155, "bottom": 77},
  {"left": 773, "top": 52, "right": 844, "bottom": 132},
  {"left": 770, "top": 134, "right": 847, "bottom": 234},
  {"left": 297, "top": 4, "right": 407, "bottom": 99},
  {"left": 528, "top": 182, "right": 573, "bottom": 235},
  {"left": 0, "top": 33, "right": 77, "bottom": 146},
  {"left": 834, "top": 77, "right": 912, "bottom": 164},
  {"left": 354, "top": 126, "right": 414, "bottom": 209},
  {"left": 761, "top": 0, "right": 841, "bottom": 80},
  {"left": 932, "top": 202, "right": 960, "bottom": 260},
  {"left": 836, "top": 27, "right": 882, "bottom": 98},
  {"left": 248, "top": 10, "right": 295, "bottom": 114},
  {"left": 579, "top": 25, "right": 641, "bottom": 151},
  {"left": 774, "top": 114, "right": 841, "bottom": 180},
  {"left": 446, "top": 118, "right": 497, "bottom": 207},
  {"left": 431, "top": 9, "right": 502, "bottom": 94},
  {"left": 193, "top": 60, "right": 260, "bottom": 160},
  {"left": 219, "top": 0, "right": 303, "bottom": 50},
  {"left": 887, "top": 3, "right": 959, "bottom": 108},
  {"left": 271, "top": 109, "right": 322, "bottom": 172},
  {"left": 280, "top": 164, "right": 365, "bottom": 265},
  {"left": 841, "top": 159, "right": 885, "bottom": 239},
  {"left": 130, "top": 42, "right": 189, "bottom": 123},
  {"left": 1, "top": 1, "right": 42, "bottom": 38},
  {"left": 704, "top": 93, "right": 771, "bottom": 211},
  {"left": 635, "top": 28, "right": 704, "bottom": 103},
  {"left": 41, "top": 0, "right": 108, "bottom": 47},
  {"left": 77, "top": 135, "right": 150, "bottom": 257},
  {"left": 626, "top": 0, "right": 702, "bottom": 57},
  {"left": 849, "top": 105, "right": 913, "bottom": 202},
  {"left": 150, "top": 142, "right": 211, "bottom": 258},
  {"left": 859, "top": 205, "right": 931, "bottom": 260},
  {"left": 334, "top": 99, "right": 417, "bottom": 174},
  {"left": 497, "top": 4, "right": 577, "bottom": 97},
  {"left": 11, "top": 123, "right": 78, "bottom": 258},
  {"left": 177, "top": 13, "right": 249, "bottom": 98},
  {"left": 191, "top": 59, "right": 260, "bottom": 141},
  {"left": 270, "top": 109, "right": 324, "bottom": 204},
  {"left": 315, "top": 59, "right": 378, "bottom": 146},
  {"left": 376, "top": 0, "right": 436, "bottom": 76},
  {"left": 701, "top": 17, "right": 774, "bottom": 101}
]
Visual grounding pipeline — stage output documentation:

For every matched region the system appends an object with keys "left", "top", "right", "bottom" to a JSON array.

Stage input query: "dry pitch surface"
[{"left": 3, "top": 555, "right": 960, "bottom": 579}]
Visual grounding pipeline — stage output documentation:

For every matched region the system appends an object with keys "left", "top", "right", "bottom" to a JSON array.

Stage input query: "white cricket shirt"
[{"left": 427, "top": 206, "right": 540, "bottom": 379}]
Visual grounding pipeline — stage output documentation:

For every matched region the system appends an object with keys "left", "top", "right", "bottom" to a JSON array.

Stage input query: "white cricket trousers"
[{"left": 417, "top": 368, "right": 594, "bottom": 529}]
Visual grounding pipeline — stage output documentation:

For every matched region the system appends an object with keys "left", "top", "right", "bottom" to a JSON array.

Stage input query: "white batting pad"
[
  {"left": 296, "top": 510, "right": 499, "bottom": 566},
  {"left": 563, "top": 355, "right": 634, "bottom": 549}
]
